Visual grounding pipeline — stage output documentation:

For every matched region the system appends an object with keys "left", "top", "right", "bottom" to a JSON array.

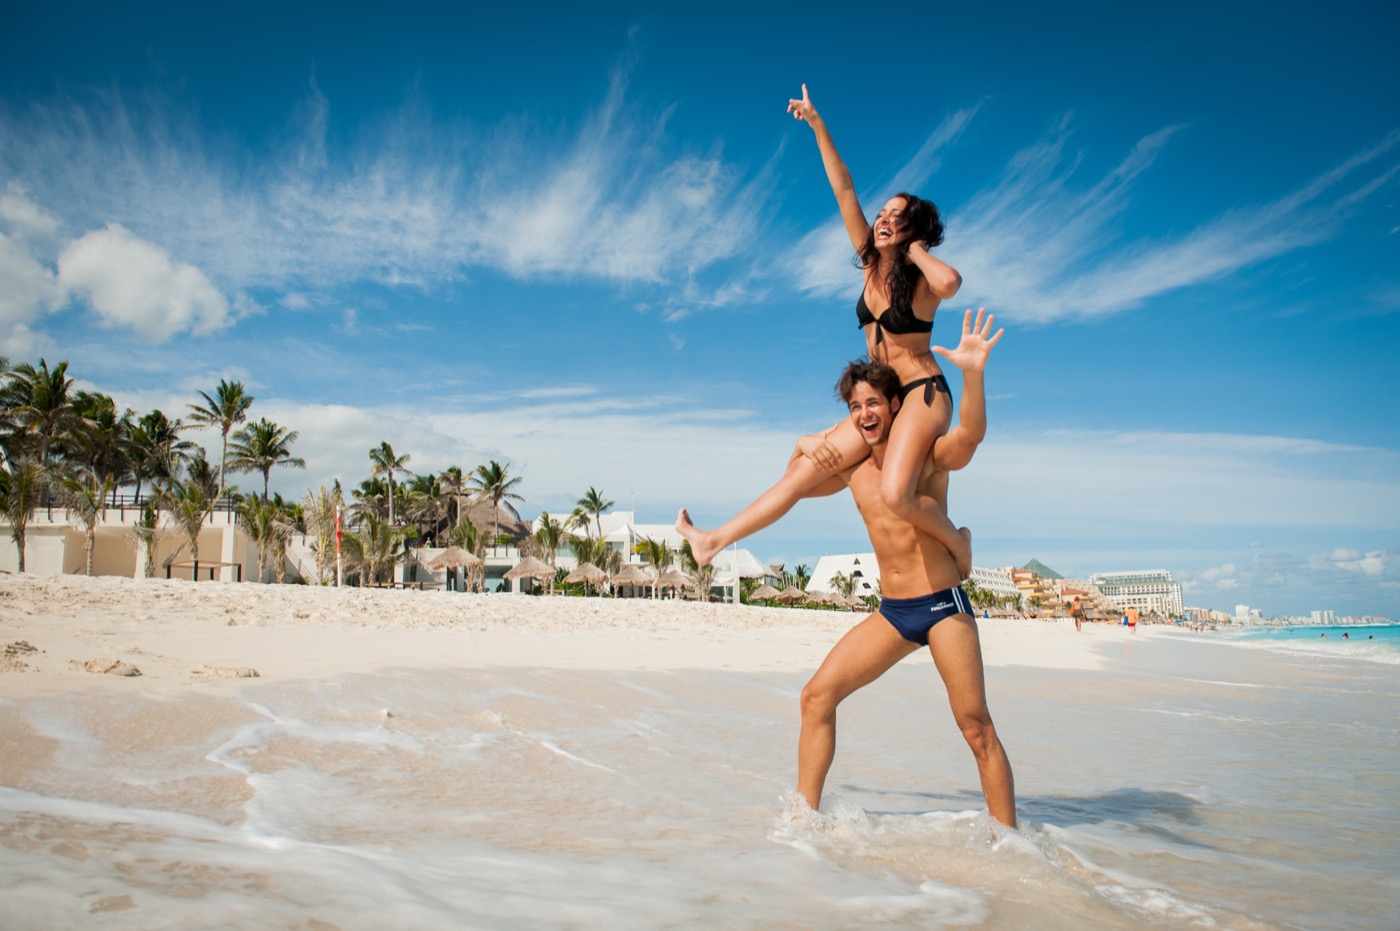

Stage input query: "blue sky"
[{"left": 3, "top": 2, "right": 1398, "bottom": 616}]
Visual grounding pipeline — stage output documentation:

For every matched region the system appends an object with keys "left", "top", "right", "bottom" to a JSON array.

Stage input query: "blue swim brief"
[{"left": 879, "top": 586, "right": 973, "bottom": 646}]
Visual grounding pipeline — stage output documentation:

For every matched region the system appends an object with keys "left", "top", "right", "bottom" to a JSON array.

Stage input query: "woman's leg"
[
  {"left": 878, "top": 390, "right": 972, "bottom": 575},
  {"left": 677, "top": 417, "right": 871, "bottom": 566},
  {"left": 798, "top": 612, "right": 919, "bottom": 809}
]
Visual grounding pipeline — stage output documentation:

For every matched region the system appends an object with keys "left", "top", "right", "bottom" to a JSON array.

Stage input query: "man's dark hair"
[{"left": 836, "top": 359, "right": 901, "bottom": 403}]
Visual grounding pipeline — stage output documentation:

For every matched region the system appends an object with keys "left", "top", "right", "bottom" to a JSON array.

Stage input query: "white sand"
[
  {"left": 0, "top": 574, "right": 1122, "bottom": 698},
  {"left": 3, "top": 574, "right": 1395, "bottom": 929}
]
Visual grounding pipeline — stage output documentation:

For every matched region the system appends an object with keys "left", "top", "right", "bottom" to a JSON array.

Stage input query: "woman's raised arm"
[{"left": 788, "top": 84, "right": 869, "bottom": 252}]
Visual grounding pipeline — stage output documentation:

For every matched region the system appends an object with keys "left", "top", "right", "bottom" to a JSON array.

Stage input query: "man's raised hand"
[{"left": 931, "top": 308, "right": 1005, "bottom": 373}]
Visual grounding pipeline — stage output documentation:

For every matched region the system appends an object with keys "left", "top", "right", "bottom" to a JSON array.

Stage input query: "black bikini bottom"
[{"left": 898, "top": 374, "right": 952, "bottom": 406}]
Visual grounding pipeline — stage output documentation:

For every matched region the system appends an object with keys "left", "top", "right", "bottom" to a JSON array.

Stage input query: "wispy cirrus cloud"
[
  {"left": 792, "top": 114, "right": 1400, "bottom": 323},
  {"left": 0, "top": 69, "right": 776, "bottom": 338}
]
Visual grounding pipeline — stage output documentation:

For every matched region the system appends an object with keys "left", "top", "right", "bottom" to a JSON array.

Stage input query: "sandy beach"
[{"left": 2, "top": 575, "right": 1397, "bottom": 929}]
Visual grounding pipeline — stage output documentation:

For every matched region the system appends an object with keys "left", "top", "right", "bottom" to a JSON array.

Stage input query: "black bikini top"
[{"left": 856, "top": 290, "right": 933, "bottom": 344}]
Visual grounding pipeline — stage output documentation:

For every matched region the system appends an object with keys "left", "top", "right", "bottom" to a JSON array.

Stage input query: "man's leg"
[
  {"left": 927, "top": 614, "right": 1017, "bottom": 827},
  {"left": 798, "top": 613, "right": 919, "bottom": 810}
]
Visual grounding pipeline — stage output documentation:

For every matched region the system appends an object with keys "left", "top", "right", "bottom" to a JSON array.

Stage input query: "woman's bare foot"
[
  {"left": 953, "top": 527, "right": 973, "bottom": 579},
  {"left": 675, "top": 508, "right": 723, "bottom": 566}
]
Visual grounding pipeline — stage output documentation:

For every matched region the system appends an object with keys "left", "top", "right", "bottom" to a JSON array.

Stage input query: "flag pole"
[{"left": 335, "top": 503, "right": 344, "bottom": 587}]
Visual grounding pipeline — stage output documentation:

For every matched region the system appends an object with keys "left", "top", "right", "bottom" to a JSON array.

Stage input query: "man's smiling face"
[{"left": 846, "top": 380, "right": 900, "bottom": 448}]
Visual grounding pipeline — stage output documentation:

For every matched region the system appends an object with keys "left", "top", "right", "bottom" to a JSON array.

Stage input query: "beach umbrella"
[
  {"left": 609, "top": 562, "right": 653, "bottom": 598},
  {"left": 749, "top": 583, "right": 781, "bottom": 602},
  {"left": 653, "top": 567, "right": 692, "bottom": 600},
  {"left": 426, "top": 546, "right": 482, "bottom": 570},
  {"left": 505, "top": 555, "right": 554, "bottom": 580},
  {"left": 774, "top": 586, "right": 806, "bottom": 604},
  {"left": 563, "top": 562, "right": 607, "bottom": 585},
  {"left": 505, "top": 555, "right": 556, "bottom": 593},
  {"left": 844, "top": 593, "right": 868, "bottom": 611},
  {"left": 506, "top": 560, "right": 554, "bottom": 596},
  {"left": 564, "top": 561, "right": 608, "bottom": 595},
  {"left": 425, "top": 546, "right": 484, "bottom": 591},
  {"left": 655, "top": 567, "right": 692, "bottom": 589},
  {"left": 816, "top": 590, "right": 847, "bottom": 607},
  {"left": 611, "top": 563, "right": 650, "bottom": 584}
]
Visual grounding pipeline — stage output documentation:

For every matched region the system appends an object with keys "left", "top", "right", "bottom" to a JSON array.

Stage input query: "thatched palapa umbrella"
[
  {"left": 563, "top": 562, "right": 608, "bottom": 595},
  {"left": 610, "top": 562, "right": 652, "bottom": 597},
  {"left": 774, "top": 586, "right": 806, "bottom": 604},
  {"left": 506, "top": 555, "right": 556, "bottom": 593},
  {"left": 426, "top": 546, "right": 484, "bottom": 591},
  {"left": 655, "top": 567, "right": 692, "bottom": 598},
  {"left": 749, "top": 583, "right": 781, "bottom": 602}
]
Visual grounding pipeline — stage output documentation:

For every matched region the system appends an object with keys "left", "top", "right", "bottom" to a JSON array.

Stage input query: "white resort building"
[
  {"left": 1089, "top": 570, "right": 1184, "bottom": 617},
  {"left": 808, "top": 553, "right": 881, "bottom": 598},
  {"left": 0, "top": 499, "right": 258, "bottom": 581},
  {"left": 968, "top": 565, "right": 1020, "bottom": 603}
]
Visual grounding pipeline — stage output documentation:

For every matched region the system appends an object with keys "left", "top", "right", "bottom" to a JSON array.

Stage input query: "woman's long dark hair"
[{"left": 854, "top": 192, "right": 944, "bottom": 313}]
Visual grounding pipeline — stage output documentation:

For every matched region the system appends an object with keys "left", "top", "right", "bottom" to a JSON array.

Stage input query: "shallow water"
[{"left": 1, "top": 632, "right": 1397, "bottom": 929}]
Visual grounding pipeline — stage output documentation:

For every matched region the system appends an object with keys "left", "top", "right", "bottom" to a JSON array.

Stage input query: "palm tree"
[
  {"left": 448, "top": 518, "right": 486, "bottom": 591},
  {"left": 533, "top": 514, "right": 568, "bottom": 593},
  {"left": 567, "top": 533, "right": 604, "bottom": 566},
  {"left": 691, "top": 564, "right": 718, "bottom": 602},
  {"left": 301, "top": 484, "right": 343, "bottom": 585},
  {"left": 793, "top": 564, "right": 812, "bottom": 591},
  {"left": 0, "top": 458, "right": 43, "bottom": 572},
  {"left": 239, "top": 497, "right": 279, "bottom": 582},
  {"left": 158, "top": 457, "right": 218, "bottom": 567},
  {"left": 129, "top": 410, "right": 195, "bottom": 503},
  {"left": 61, "top": 468, "right": 116, "bottom": 576},
  {"left": 403, "top": 472, "right": 447, "bottom": 544},
  {"left": 367, "top": 442, "right": 411, "bottom": 526},
  {"left": 351, "top": 477, "right": 390, "bottom": 522},
  {"left": 566, "top": 506, "right": 593, "bottom": 538},
  {"left": 830, "top": 571, "right": 856, "bottom": 598},
  {"left": 228, "top": 418, "right": 305, "bottom": 501},
  {"left": 185, "top": 454, "right": 221, "bottom": 499},
  {"left": 187, "top": 379, "right": 254, "bottom": 502},
  {"left": 636, "top": 536, "right": 674, "bottom": 600},
  {"left": 3, "top": 359, "right": 80, "bottom": 502},
  {"left": 576, "top": 487, "right": 614, "bottom": 539},
  {"left": 346, "top": 512, "right": 403, "bottom": 587},
  {"left": 964, "top": 579, "right": 999, "bottom": 610},
  {"left": 535, "top": 513, "right": 567, "bottom": 561},
  {"left": 130, "top": 502, "right": 161, "bottom": 579},
  {"left": 636, "top": 536, "right": 672, "bottom": 570},
  {"left": 68, "top": 391, "right": 133, "bottom": 507},
  {"left": 679, "top": 540, "right": 700, "bottom": 574},
  {"left": 269, "top": 499, "right": 297, "bottom": 583},
  {"left": 439, "top": 465, "right": 468, "bottom": 529},
  {"left": 468, "top": 460, "right": 524, "bottom": 550}
]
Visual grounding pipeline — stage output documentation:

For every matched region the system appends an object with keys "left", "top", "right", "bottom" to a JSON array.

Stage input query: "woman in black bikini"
[{"left": 677, "top": 84, "right": 979, "bottom": 572}]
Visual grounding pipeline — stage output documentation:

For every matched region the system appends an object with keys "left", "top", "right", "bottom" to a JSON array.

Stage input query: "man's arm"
[
  {"left": 930, "top": 367, "right": 985, "bottom": 471},
  {"left": 930, "top": 308, "right": 1004, "bottom": 472}
]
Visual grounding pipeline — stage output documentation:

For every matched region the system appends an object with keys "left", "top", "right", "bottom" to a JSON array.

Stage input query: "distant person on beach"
[
  {"left": 790, "top": 316, "right": 1015, "bottom": 828},
  {"left": 678, "top": 83, "right": 972, "bottom": 576}
]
